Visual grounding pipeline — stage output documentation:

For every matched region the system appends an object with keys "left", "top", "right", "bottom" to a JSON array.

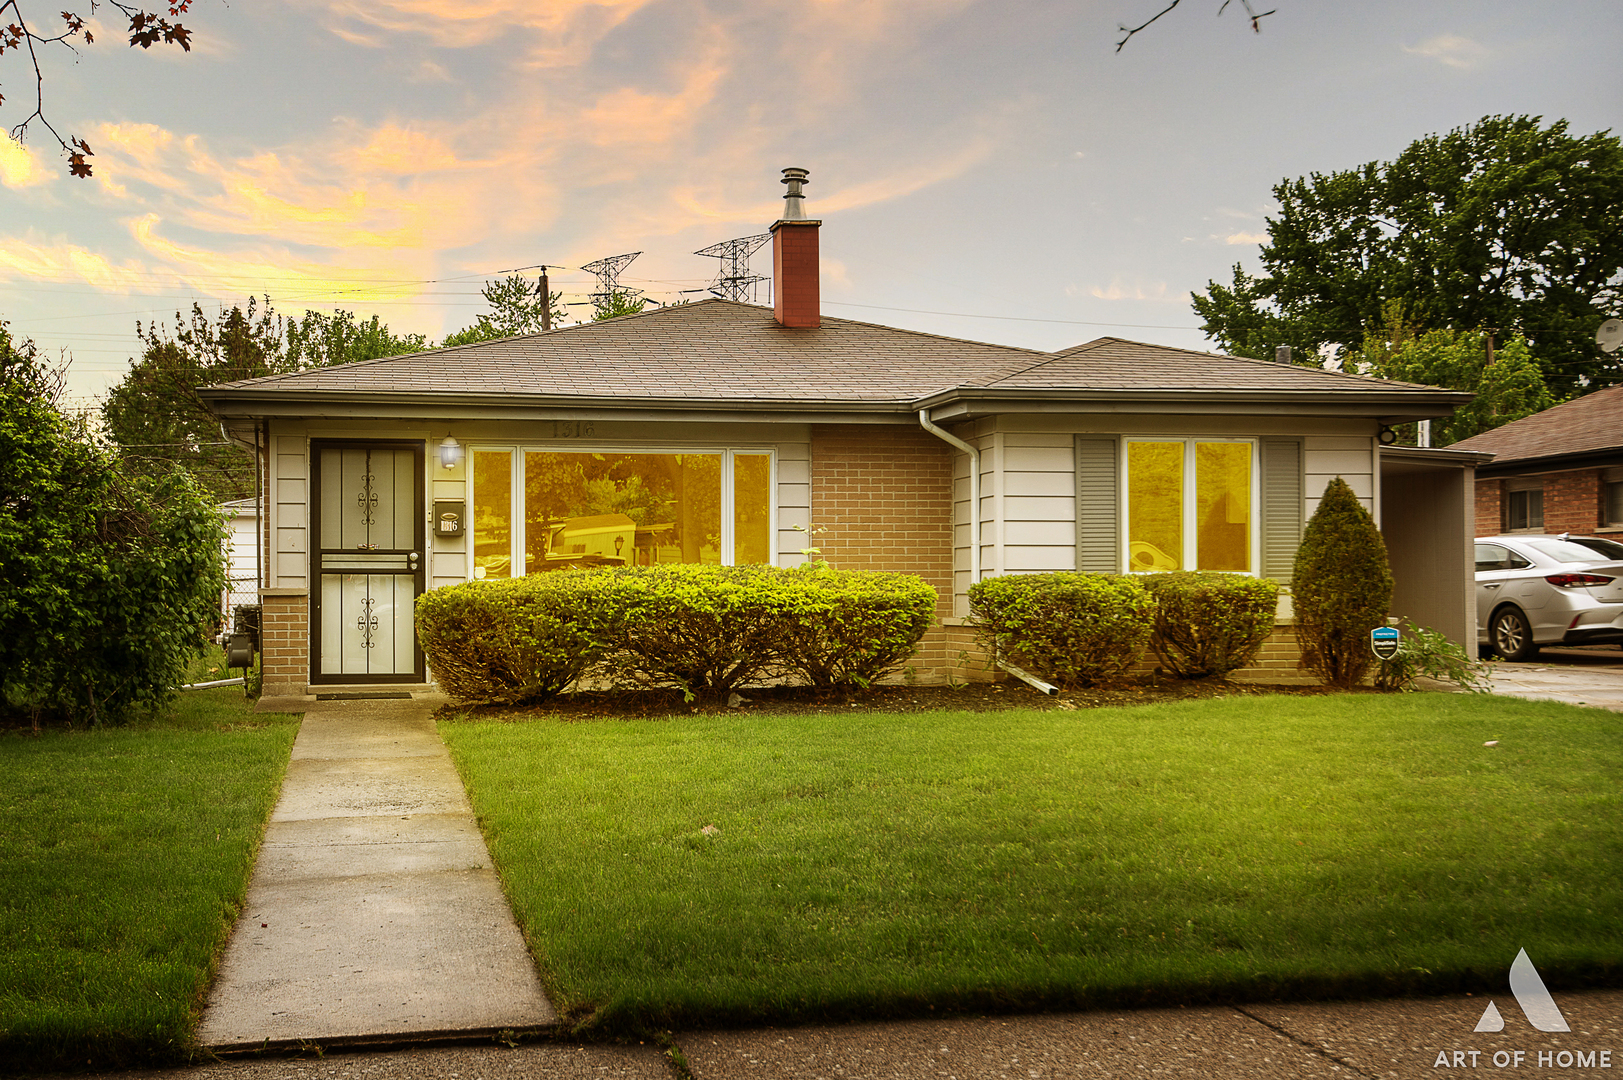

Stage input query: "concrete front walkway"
[{"left": 199, "top": 698, "right": 555, "bottom": 1050}]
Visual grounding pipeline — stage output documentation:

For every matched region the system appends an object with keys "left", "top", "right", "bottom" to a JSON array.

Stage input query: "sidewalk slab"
[
  {"left": 199, "top": 699, "right": 555, "bottom": 1050},
  {"left": 677, "top": 989, "right": 1623, "bottom": 1079}
]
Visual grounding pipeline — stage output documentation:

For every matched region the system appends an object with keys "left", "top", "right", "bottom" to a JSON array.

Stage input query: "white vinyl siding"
[
  {"left": 273, "top": 435, "right": 308, "bottom": 589},
  {"left": 1304, "top": 436, "right": 1376, "bottom": 515},
  {"left": 775, "top": 443, "right": 813, "bottom": 565},
  {"left": 1000, "top": 433, "right": 1076, "bottom": 573}
]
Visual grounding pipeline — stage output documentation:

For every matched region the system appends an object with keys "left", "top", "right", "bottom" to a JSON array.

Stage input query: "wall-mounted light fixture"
[{"left": 439, "top": 435, "right": 461, "bottom": 470}]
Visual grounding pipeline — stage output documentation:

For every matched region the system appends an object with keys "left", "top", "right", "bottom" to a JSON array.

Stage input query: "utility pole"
[{"left": 539, "top": 268, "right": 551, "bottom": 332}]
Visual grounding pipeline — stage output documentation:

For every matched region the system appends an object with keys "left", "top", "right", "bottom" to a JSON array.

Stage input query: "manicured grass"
[
  {"left": 0, "top": 689, "right": 300, "bottom": 1071},
  {"left": 441, "top": 694, "right": 1623, "bottom": 1032}
]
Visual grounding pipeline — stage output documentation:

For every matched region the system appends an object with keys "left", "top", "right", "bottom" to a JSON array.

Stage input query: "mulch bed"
[{"left": 437, "top": 676, "right": 1345, "bottom": 722}]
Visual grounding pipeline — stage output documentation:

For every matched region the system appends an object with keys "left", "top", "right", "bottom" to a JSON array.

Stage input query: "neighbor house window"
[
  {"left": 1504, "top": 479, "right": 1543, "bottom": 532},
  {"left": 471, "top": 447, "right": 773, "bottom": 577},
  {"left": 1604, "top": 468, "right": 1623, "bottom": 528},
  {"left": 1123, "top": 438, "right": 1256, "bottom": 573}
]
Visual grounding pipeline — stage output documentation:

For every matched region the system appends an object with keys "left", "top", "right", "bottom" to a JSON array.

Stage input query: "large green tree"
[
  {"left": 103, "top": 299, "right": 426, "bottom": 500},
  {"left": 1339, "top": 303, "right": 1556, "bottom": 445},
  {"left": 102, "top": 299, "right": 285, "bottom": 501},
  {"left": 1193, "top": 115, "right": 1623, "bottom": 396},
  {"left": 286, "top": 308, "right": 427, "bottom": 368},
  {"left": 2, "top": 320, "right": 225, "bottom": 726}
]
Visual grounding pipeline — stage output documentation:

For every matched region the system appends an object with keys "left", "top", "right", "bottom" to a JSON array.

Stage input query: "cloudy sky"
[{"left": 2, "top": 0, "right": 1619, "bottom": 406}]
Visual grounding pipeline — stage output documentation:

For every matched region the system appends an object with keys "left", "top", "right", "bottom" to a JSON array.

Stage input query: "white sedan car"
[{"left": 1474, "top": 535, "right": 1623, "bottom": 661}]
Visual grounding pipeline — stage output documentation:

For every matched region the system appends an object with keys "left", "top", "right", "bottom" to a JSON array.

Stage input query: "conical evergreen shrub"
[{"left": 1291, "top": 476, "right": 1393, "bottom": 688}]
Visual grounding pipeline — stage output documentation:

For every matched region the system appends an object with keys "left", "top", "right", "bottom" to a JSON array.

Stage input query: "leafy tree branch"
[
  {"left": 0, "top": 0, "right": 194, "bottom": 176},
  {"left": 1116, "top": 0, "right": 1275, "bottom": 51}
]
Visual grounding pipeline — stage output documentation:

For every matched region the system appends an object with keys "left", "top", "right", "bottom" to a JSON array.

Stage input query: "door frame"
[{"left": 309, "top": 439, "right": 427, "bottom": 684}]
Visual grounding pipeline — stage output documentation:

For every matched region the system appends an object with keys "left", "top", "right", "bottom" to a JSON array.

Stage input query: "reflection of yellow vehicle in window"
[
  {"left": 529, "top": 513, "right": 635, "bottom": 572},
  {"left": 1129, "top": 541, "right": 1178, "bottom": 573}
]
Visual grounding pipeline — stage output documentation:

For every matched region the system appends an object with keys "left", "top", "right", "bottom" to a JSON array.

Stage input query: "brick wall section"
[
  {"left": 812, "top": 424, "right": 958, "bottom": 681},
  {"left": 1475, "top": 480, "right": 1503, "bottom": 537},
  {"left": 259, "top": 593, "right": 308, "bottom": 695},
  {"left": 771, "top": 221, "right": 820, "bottom": 328},
  {"left": 1477, "top": 469, "right": 1623, "bottom": 540}
]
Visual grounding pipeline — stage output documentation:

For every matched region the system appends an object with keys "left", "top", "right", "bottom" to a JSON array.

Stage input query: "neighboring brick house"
[
  {"left": 199, "top": 170, "right": 1477, "bottom": 698},
  {"left": 1451, "top": 384, "right": 1623, "bottom": 541}
]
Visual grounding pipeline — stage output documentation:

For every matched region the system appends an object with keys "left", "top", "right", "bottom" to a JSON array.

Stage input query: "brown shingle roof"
[
  {"left": 202, "top": 299, "right": 1462, "bottom": 410},
  {"left": 1449, "top": 383, "right": 1623, "bottom": 464},
  {"left": 983, "top": 337, "right": 1446, "bottom": 393},
  {"left": 207, "top": 299, "right": 1037, "bottom": 404}
]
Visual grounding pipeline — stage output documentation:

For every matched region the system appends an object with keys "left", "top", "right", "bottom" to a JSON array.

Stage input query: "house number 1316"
[{"left": 550, "top": 420, "right": 595, "bottom": 438}]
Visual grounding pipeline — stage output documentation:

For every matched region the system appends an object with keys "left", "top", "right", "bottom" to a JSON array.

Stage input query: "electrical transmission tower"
[
  {"left": 693, "top": 233, "right": 771, "bottom": 302},
  {"left": 579, "top": 252, "right": 643, "bottom": 308}
]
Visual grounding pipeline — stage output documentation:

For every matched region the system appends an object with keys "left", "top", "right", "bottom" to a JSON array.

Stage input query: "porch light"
[{"left": 438, "top": 435, "right": 461, "bottom": 470}]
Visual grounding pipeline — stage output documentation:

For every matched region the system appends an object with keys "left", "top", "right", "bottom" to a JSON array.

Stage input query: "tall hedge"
[
  {"left": 968, "top": 573, "right": 1155, "bottom": 689},
  {"left": 1, "top": 329, "right": 227, "bottom": 726},
  {"left": 1291, "top": 476, "right": 1393, "bottom": 688},
  {"left": 1140, "top": 572, "right": 1278, "bottom": 679}
]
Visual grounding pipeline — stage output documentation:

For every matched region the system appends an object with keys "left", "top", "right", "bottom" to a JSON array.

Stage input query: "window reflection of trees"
[{"left": 524, "top": 452, "right": 722, "bottom": 566}]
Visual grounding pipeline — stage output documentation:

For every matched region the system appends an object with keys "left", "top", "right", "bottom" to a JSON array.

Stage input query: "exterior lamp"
[{"left": 438, "top": 435, "right": 461, "bottom": 470}]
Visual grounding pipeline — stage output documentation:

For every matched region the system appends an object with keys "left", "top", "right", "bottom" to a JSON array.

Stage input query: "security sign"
[{"left": 1371, "top": 624, "right": 1401, "bottom": 660}]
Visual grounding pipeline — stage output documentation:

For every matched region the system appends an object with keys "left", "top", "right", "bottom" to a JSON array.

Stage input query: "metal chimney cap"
[{"left": 780, "top": 167, "right": 810, "bottom": 220}]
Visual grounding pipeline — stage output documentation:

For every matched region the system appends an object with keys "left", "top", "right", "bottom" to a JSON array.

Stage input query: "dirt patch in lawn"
[{"left": 437, "top": 676, "right": 1348, "bottom": 722}]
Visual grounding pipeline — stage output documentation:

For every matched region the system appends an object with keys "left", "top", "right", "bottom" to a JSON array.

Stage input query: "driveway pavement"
[{"left": 1485, "top": 645, "right": 1623, "bottom": 711}]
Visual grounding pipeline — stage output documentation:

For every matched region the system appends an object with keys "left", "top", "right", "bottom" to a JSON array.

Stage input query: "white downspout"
[{"left": 917, "top": 409, "right": 981, "bottom": 584}]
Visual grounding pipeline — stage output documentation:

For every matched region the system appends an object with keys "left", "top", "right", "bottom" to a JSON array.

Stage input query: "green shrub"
[
  {"left": 603, "top": 564, "right": 800, "bottom": 702},
  {"left": 1, "top": 331, "right": 227, "bottom": 727},
  {"left": 968, "top": 573, "right": 1156, "bottom": 689},
  {"left": 1372, "top": 620, "right": 1491, "bottom": 693},
  {"left": 416, "top": 570, "right": 626, "bottom": 705},
  {"left": 419, "top": 564, "right": 940, "bottom": 705},
  {"left": 771, "top": 566, "right": 937, "bottom": 691},
  {"left": 1292, "top": 477, "right": 1394, "bottom": 689},
  {"left": 1140, "top": 572, "right": 1278, "bottom": 679}
]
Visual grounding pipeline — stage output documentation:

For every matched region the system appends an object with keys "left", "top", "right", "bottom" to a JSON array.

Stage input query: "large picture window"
[
  {"left": 471, "top": 448, "right": 773, "bottom": 577},
  {"left": 1124, "top": 438, "right": 1256, "bottom": 574}
]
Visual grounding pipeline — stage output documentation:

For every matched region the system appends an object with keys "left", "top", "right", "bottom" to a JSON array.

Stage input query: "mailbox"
[{"left": 433, "top": 500, "right": 465, "bottom": 538}]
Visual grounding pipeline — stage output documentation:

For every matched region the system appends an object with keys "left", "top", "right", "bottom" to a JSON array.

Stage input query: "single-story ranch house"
[{"left": 200, "top": 171, "right": 1482, "bottom": 698}]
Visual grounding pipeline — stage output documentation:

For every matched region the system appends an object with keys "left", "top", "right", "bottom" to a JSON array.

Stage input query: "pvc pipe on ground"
[
  {"left": 181, "top": 677, "right": 246, "bottom": 690},
  {"left": 996, "top": 660, "right": 1059, "bottom": 696}
]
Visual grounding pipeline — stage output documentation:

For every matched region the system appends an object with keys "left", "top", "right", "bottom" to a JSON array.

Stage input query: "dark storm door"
[{"left": 310, "top": 441, "right": 425, "bottom": 683}]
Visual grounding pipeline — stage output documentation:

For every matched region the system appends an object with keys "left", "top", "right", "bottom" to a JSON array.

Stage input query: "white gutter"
[{"left": 917, "top": 409, "right": 981, "bottom": 584}]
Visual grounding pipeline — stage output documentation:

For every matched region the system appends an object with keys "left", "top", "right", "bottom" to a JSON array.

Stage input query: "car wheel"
[{"left": 1490, "top": 607, "right": 1539, "bottom": 662}]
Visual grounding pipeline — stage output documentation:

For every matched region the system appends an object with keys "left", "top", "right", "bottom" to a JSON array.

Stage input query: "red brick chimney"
[{"left": 771, "top": 167, "right": 820, "bottom": 328}]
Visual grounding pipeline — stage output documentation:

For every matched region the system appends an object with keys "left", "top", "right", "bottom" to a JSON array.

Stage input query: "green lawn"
[
  {"left": 441, "top": 693, "right": 1623, "bottom": 1033},
  {"left": 0, "top": 688, "right": 299, "bottom": 1071}
]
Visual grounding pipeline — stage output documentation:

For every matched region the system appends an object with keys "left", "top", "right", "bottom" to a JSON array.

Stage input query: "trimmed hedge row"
[
  {"left": 968, "top": 571, "right": 1278, "bottom": 689},
  {"left": 1140, "top": 571, "right": 1278, "bottom": 680},
  {"left": 416, "top": 564, "right": 937, "bottom": 705}
]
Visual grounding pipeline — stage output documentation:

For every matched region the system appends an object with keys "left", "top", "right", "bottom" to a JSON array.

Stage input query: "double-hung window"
[
  {"left": 1503, "top": 478, "right": 1543, "bottom": 532},
  {"left": 470, "top": 447, "right": 773, "bottom": 578},
  {"left": 1123, "top": 437, "right": 1258, "bottom": 574}
]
